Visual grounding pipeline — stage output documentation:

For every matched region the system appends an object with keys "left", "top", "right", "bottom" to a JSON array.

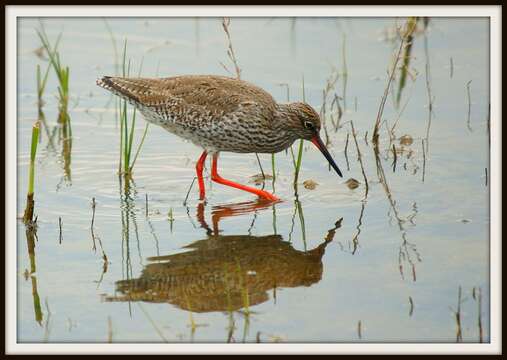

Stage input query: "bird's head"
[
  {"left": 288, "top": 102, "right": 322, "bottom": 140},
  {"left": 287, "top": 102, "right": 343, "bottom": 178}
]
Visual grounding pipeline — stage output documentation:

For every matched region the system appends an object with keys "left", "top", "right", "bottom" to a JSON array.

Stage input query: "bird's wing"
[{"left": 96, "top": 75, "right": 278, "bottom": 120}]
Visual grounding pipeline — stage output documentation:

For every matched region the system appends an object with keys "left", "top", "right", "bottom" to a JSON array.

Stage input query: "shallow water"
[{"left": 17, "top": 17, "right": 490, "bottom": 343}]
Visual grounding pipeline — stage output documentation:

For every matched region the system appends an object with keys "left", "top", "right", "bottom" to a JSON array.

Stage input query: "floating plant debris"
[
  {"left": 345, "top": 178, "right": 360, "bottom": 190},
  {"left": 303, "top": 179, "right": 318, "bottom": 190},
  {"left": 249, "top": 173, "right": 273, "bottom": 185},
  {"left": 399, "top": 135, "right": 414, "bottom": 146}
]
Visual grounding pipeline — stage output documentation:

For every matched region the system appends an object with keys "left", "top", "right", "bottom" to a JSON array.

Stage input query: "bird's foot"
[{"left": 257, "top": 191, "right": 281, "bottom": 203}]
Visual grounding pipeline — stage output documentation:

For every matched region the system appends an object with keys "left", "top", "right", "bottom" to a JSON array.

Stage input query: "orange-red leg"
[
  {"left": 210, "top": 153, "right": 279, "bottom": 202},
  {"left": 196, "top": 151, "right": 208, "bottom": 200}
]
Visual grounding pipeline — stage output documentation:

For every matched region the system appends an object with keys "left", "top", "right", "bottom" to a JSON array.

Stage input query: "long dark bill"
[{"left": 311, "top": 135, "right": 343, "bottom": 178}]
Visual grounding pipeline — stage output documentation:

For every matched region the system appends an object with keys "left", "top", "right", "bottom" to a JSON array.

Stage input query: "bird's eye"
[{"left": 304, "top": 121, "right": 315, "bottom": 130}]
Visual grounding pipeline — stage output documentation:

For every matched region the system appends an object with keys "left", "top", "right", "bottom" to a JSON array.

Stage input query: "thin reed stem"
[
  {"left": 271, "top": 153, "right": 276, "bottom": 181},
  {"left": 293, "top": 75, "right": 306, "bottom": 190},
  {"left": 422, "top": 139, "right": 426, "bottom": 182},
  {"left": 466, "top": 80, "right": 473, "bottom": 131},
  {"left": 424, "top": 32, "right": 434, "bottom": 154},
  {"left": 221, "top": 18, "right": 241, "bottom": 80},
  {"left": 344, "top": 132, "right": 350, "bottom": 171},
  {"left": 58, "top": 217, "right": 63, "bottom": 244},
  {"left": 36, "top": 63, "right": 51, "bottom": 109},
  {"left": 103, "top": 19, "right": 119, "bottom": 76},
  {"left": 372, "top": 20, "right": 413, "bottom": 147},
  {"left": 350, "top": 121, "right": 369, "bottom": 196}
]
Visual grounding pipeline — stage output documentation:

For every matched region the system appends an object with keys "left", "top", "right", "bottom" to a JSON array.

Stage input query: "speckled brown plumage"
[{"left": 96, "top": 75, "right": 320, "bottom": 154}]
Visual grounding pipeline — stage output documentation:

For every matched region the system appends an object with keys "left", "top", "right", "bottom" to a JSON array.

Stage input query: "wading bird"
[{"left": 97, "top": 75, "right": 342, "bottom": 201}]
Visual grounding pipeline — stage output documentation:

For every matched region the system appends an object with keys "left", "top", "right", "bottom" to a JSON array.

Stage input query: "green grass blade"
[
  {"left": 103, "top": 19, "right": 119, "bottom": 75},
  {"left": 396, "top": 17, "right": 418, "bottom": 107},
  {"left": 121, "top": 39, "right": 127, "bottom": 77},
  {"left": 137, "top": 56, "right": 144, "bottom": 77},
  {"left": 293, "top": 74, "right": 306, "bottom": 186},
  {"left": 36, "top": 65, "right": 41, "bottom": 95},
  {"left": 122, "top": 100, "right": 129, "bottom": 173},
  {"left": 40, "top": 63, "right": 51, "bottom": 95},
  {"left": 295, "top": 198, "right": 307, "bottom": 251},
  {"left": 28, "top": 122, "right": 40, "bottom": 195},
  {"left": 130, "top": 124, "right": 149, "bottom": 171},
  {"left": 289, "top": 146, "right": 296, "bottom": 168},
  {"left": 36, "top": 27, "right": 68, "bottom": 111},
  {"left": 118, "top": 101, "right": 124, "bottom": 174},
  {"left": 126, "top": 108, "right": 137, "bottom": 168},
  {"left": 271, "top": 153, "right": 276, "bottom": 181},
  {"left": 293, "top": 139, "right": 304, "bottom": 185}
]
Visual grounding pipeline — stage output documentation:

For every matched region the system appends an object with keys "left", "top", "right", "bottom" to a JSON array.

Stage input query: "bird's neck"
[
  {"left": 267, "top": 103, "right": 299, "bottom": 151},
  {"left": 273, "top": 103, "right": 296, "bottom": 131}
]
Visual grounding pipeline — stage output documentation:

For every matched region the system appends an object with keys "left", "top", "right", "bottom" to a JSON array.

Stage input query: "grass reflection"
[
  {"left": 374, "top": 146, "right": 421, "bottom": 281},
  {"left": 25, "top": 225, "right": 43, "bottom": 326}
]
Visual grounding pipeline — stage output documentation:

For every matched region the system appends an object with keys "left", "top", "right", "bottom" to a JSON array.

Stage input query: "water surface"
[{"left": 17, "top": 17, "right": 490, "bottom": 343}]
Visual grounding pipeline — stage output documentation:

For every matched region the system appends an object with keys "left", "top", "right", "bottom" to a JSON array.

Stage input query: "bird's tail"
[
  {"left": 96, "top": 76, "right": 177, "bottom": 128},
  {"left": 96, "top": 76, "right": 141, "bottom": 105},
  {"left": 96, "top": 76, "right": 173, "bottom": 110}
]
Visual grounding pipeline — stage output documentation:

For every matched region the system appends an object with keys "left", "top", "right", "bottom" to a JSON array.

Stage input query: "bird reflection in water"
[{"left": 106, "top": 200, "right": 341, "bottom": 315}]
